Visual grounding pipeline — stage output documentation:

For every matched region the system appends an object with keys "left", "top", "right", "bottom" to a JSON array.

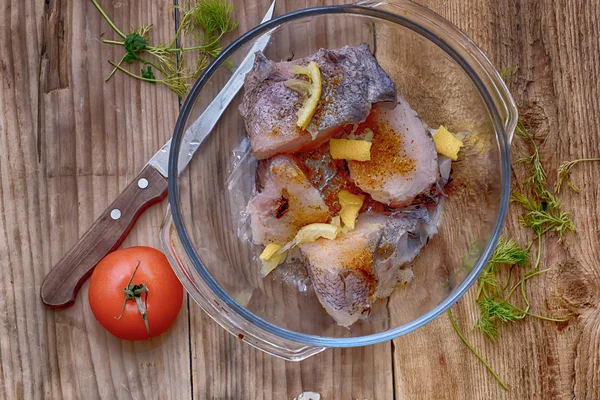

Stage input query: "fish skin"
[
  {"left": 299, "top": 213, "right": 384, "bottom": 326},
  {"left": 371, "top": 212, "right": 422, "bottom": 299},
  {"left": 240, "top": 43, "right": 397, "bottom": 160},
  {"left": 299, "top": 212, "right": 425, "bottom": 326},
  {"left": 248, "top": 156, "right": 331, "bottom": 245}
]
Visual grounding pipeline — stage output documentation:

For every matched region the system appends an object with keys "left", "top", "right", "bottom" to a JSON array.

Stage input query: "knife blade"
[
  {"left": 40, "top": 1, "right": 276, "bottom": 308},
  {"left": 149, "top": 1, "right": 276, "bottom": 177}
]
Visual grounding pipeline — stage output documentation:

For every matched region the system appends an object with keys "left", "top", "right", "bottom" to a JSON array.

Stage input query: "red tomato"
[{"left": 88, "top": 246, "right": 183, "bottom": 341}]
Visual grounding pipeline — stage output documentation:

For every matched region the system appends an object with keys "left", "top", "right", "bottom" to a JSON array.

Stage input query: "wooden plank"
[
  {"left": 186, "top": 0, "right": 394, "bottom": 398},
  {"left": 185, "top": 0, "right": 600, "bottom": 398},
  {"left": 1, "top": 0, "right": 599, "bottom": 398},
  {"left": 0, "top": 0, "right": 189, "bottom": 398},
  {"left": 191, "top": 311, "right": 393, "bottom": 399},
  {"left": 390, "top": 0, "right": 600, "bottom": 399}
]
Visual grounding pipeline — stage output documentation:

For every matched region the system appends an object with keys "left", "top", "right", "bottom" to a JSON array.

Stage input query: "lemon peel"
[
  {"left": 329, "top": 139, "right": 372, "bottom": 161},
  {"left": 337, "top": 190, "right": 365, "bottom": 230},
  {"left": 433, "top": 125, "right": 463, "bottom": 161},
  {"left": 285, "top": 61, "right": 322, "bottom": 133}
]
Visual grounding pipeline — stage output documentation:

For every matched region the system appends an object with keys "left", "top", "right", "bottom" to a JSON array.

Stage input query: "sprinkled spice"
[
  {"left": 274, "top": 188, "right": 290, "bottom": 218},
  {"left": 296, "top": 125, "right": 310, "bottom": 137},
  {"left": 311, "top": 68, "right": 343, "bottom": 128},
  {"left": 270, "top": 162, "right": 306, "bottom": 185},
  {"left": 341, "top": 246, "right": 377, "bottom": 296},
  {"left": 264, "top": 161, "right": 331, "bottom": 240},
  {"left": 296, "top": 143, "right": 365, "bottom": 213},
  {"left": 343, "top": 246, "right": 374, "bottom": 272},
  {"left": 348, "top": 112, "right": 416, "bottom": 188},
  {"left": 376, "top": 243, "right": 396, "bottom": 259},
  {"left": 295, "top": 140, "right": 398, "bottom": 214}
]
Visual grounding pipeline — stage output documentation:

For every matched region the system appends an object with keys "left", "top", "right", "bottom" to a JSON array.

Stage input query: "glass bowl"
[{"left": 160, "top": 1, "right": 517, "bottom": 360}]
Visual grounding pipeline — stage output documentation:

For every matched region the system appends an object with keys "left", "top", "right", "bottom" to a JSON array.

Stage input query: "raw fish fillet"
[
  {"left": 299, "top": 211, "right": 429, "bottom": 326},
  {"left": 248, "top": 156, "right": 331, "bottom": 245},
  {"left": 347, "top": 100, "right": 439, "bottom": 207},
  {"left": 240, "top": 43, "right": 397, "bottom": 159}
]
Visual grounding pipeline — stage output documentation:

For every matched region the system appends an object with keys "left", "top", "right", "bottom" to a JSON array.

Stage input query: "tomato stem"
[{"left": 114, "top": 260, "right": 151, "bottom": 338}]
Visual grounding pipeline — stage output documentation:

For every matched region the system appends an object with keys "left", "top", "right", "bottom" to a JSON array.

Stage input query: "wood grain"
[
  {"left": 191, "top": 311, "right": 393, "bottom": 399},
  {"left": 0, "top": 0, "right": 187, "bottom": 398},
  {"left": 391, "top": 1, "right": 600, "bottom": 399},
  {"left": 182, "top": 1, "right": 397, "bottom": 399},
  {"left": 1, "top": 0, "right": 600, "bottom": 399}
]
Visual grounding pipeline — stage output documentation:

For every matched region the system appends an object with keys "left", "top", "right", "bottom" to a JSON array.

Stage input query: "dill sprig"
[
  {"left": 476, "top": 297, "right": 526, "bottom": 340},
  {"left": 453, "top": 119, "right": 575, "bottom": 390},
  {"left": 555, "top": 158, "right": 600, "bottom": 193},
  {"left": 476, "top": 237, "right": 528, "bottom": 299},
  {"left": 179, "top": 0, "right": 237, "bottom": 46},
  {"left": 512, "top": 121, "right": 575, "bottom": 240},
  {"left": 91, "top": 0, "right": 238, "bottom": 97},
  {"left": 488, "top": 237, "right": 529, "bottom": 266},
  {"left": 515, "top": 121, "right": 547, "bottom": 197},
  {"left": 108, "top": 61, "right": 191, "bottom": 98},
  {"left": 474, "top": 237, "right": 531, "bottom": 341},
  {"left": 472, "top": 122, "right": 573, "bottom": 342},
  {"left": 448, "top": 309, "right": 509, "bottom": 391},
  {"left": 519, "top": 208, "right": 575, "bottom": 238},
  {"left": 473, "top": 236, "right": 569, "bottom": 340}
]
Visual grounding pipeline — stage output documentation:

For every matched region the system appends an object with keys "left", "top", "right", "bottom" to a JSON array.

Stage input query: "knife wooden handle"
[{"left": 41, "top": 165, "right": 169, "bottom": 308}]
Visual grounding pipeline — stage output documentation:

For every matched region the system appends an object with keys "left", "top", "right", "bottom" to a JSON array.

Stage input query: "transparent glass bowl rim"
[{"left": 167, "top": 3, "right": 513, "bottom": 348}]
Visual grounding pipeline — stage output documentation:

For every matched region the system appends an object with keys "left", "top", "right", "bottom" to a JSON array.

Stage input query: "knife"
[{"left": 40, "top": 1, "right": 276, "bottom": 308}]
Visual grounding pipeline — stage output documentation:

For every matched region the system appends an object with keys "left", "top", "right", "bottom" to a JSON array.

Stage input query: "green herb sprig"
[
  {"left": 555, "top": 158, "right": 600, "bottom": 193},
  {"left": 474, "top": 238, "right": 529, "bottom": 341},
  {"left": 448, "top": 309, "right": 509, "bottom": 391},
  {"left": 91, "top": 0, "right": 238, "bottom": 97},
  {"left": 449, "top": 119, "right": 574, "bottom": 391},
  {"left": 511, "top": 122, "right": 575, "bottom": 239}
]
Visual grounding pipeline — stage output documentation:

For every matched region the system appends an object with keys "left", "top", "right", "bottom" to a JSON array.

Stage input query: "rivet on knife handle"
[{"left": 40, "top": 165, "right": 168, "bottom": 308}]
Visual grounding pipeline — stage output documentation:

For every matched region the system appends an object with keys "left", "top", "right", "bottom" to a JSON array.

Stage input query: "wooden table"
[{"left": 2, "top": 0, "right": 599, "bottom": 398}]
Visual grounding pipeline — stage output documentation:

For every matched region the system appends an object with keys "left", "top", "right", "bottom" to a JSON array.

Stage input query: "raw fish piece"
[
  {"left": 298, "top": 213, "right": 383, "bottom": 326},
  {"left": 299, "top": 211, "right": 428, "bottom": 326},
  {"left": 371, "top": 211, "right": 423, "bottom": 298},
  {"left": 240, "top": 43, "right": 397, "bottom": 159},
  {"left": 347, "top": 100, "right": 439, "bottom": 207},
  {"left": 248, "top": 156, "right": 330, "bottom": 245}
]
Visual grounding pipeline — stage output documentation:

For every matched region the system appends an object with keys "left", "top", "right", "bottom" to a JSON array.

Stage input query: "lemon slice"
[
  {"left": 330, "top": 215, "right": 342, "bottom": 228},
  {"left": 285, "top": 62, "right": 322, "bottom": 131},
  {"left": 260, "top": 251, "right": 287, "bottom": 277},
  {"left": 433, "top": 125, "right": 463, "bottom": 161},
  {"left": 337, "top": 190, "right": 365, "bottom": 230},
  {"left": 283, "top": 79, "right": 312, "bottom": 93},
  {"left": 330, "top": 139, "right": 372, "bottom": 161},
  {"left": 294, "top": 223, "right": 339, "bottom": 243},
  {"left": 261, "top": 223, "right": 339, "bottom": 276},
  {"left": 259, "top": 243, "right": 287, "bottom": 276},
  {"left": 287, "top": 223, "right": 339, "bottom": 248},
  {"left": 260, "top": 243, "right": 282, "bottom": 260},
  {"left": 279, "top": 222, "right": 340, "bottom": 253}
]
